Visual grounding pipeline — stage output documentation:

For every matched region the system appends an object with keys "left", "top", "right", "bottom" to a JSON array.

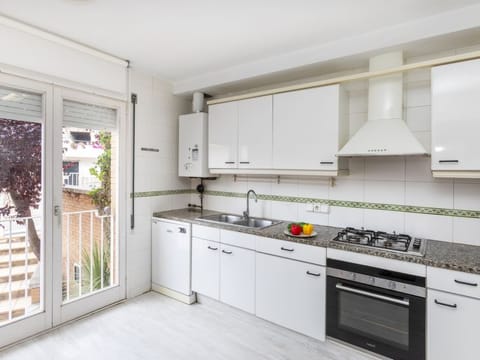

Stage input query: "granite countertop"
[{"left": 153, "top": 208, "right": 480, "bottom": 275}]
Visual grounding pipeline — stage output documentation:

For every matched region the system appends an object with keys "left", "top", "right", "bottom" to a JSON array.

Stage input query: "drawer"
[
  {"left": 255, "top": 236, "right": 326, "bottom": 266},
  {"left": 192, "top": 224, "right": 220, "bottom": 242},
  {"left": 427, "top": 267, "right": 480, "bottom": 299},
  {"left": 220, "top": 230, "right": 255, "bottom": 250}
]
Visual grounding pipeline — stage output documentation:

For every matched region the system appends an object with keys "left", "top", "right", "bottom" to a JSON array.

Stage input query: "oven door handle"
[{"left": 336, "top": 283, "right": 410, "bottom": 306}]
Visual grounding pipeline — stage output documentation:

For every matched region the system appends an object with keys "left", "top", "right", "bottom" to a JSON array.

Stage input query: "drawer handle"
[
  {"left": 280, "top": 247, "right": 294, "bottom": 252},
  {"left": 222, "top": 250, "right": 233, "bottom": 255},
  {"left": 166, "top": 229, "right": 173, "bottom": 233},
  {"left": 320, "top": 161, "right": 334, "bottom": 165},
  {"left": 306, "top": 271, "right": 321, "bottom": 277},
  {"left": 438, "top": 160, "right": 459, "bottom": 164},
  {"left": 207, "top": 246, "right": 218, "bottom": 251},
  {"left": 224, "top": 161, "right": 235, "bottom": 164},
  {"left": 454, "top": 279, "right": 478, "bottom": 287},
  {"left": 239, "top": 161, "right": 250, "bottom": 164},
  {"left": 434, "top": 299, "right": 457, "bottom": 309}
]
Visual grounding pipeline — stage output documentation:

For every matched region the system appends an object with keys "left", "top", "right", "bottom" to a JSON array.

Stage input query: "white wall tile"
[
  {"left": 412, "top": 131, "right": 431, "bottom": 153},
  {"left": 365, "top": 157, "right": 405, "bottom": 181},
  {"left": 347, "top": 158, "right": 365, "bottom": 180},
  {"left": 405, "top": 157, "right": 434, "bottom": 182},
  {"left": 364, "top": 181, "right": 405, "bottom": 205},
  {"left": 405, "top": 81, "right": 431, "bottom": 107},
  {"left": 349, "top": 112, "right": 367, "bottom": 137},
  {"left": 271, "top": 177, "right": 299, "bottom": 197},
  {"left": 454, "top": 183, "right": 480, "bottom": 210},
  {"left": 271, "top": 202, "right": 298, "bottom": 222},
  {"left": 297, "top": 178, "right": 329, "bottom": 199},
  {"left": 298, "top": 208, "right": 329, "bottom": 226},
  {"left": 364, "top": 210, "right": 405, "bottom": 234},
  {"left": 329, "top": 179, "right": 364, "bottom": 202},
  {"left": 329, "top": 207, "right": 364, "bottom": 229},
  {"left": 405, "top": 213, "right": 453, "bottom": 242},
  {"left": 406, "top": 106, "right": 431, "bottom": 132},
  {"left": 453, "top": 217, "right": 480, "bottom": 246},
  {"left": 405, "top": 181, "right": 453, "bottom": 208},
  {"left": 348, "top": 90, "right": 368, "bottom": 113}
]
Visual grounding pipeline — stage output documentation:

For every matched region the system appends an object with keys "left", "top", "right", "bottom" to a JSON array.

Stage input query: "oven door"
[{"left": 326, "top": 276, "right": 425, "bottom": 360}]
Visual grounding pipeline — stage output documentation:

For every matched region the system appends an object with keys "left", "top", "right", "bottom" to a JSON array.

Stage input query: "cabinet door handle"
[
  {"left": 280, "top": 247, "right": 294, "bottom": 252},
  {"left": 454, "top": 279, "right": 478, "bottom": 287},
  {"left": 320, "top": 161, "right": 334, "bottom": 165},
  {"left": 166, "top": 229, "right": 173, "bottom": 233},
  {"left": 239, "top": 161, "right": 250, "bottom": 164},
  {"left": 224, "top": 161, "right": 235, "bottom": 164},
  {"left": 306, "top": 271, "right": 321, "bottom": 277},
  {"left": 438, "top": 160, "right": 459, "bottom": 164},
  {"left": 222, "top": 249, "right": 233, "bottom": 255},
  {"left": 434, "top": 299, "right": 457, "bottom": 308},
  {"left": 207, "top": 246, "right": 218, "bottom": 251}
]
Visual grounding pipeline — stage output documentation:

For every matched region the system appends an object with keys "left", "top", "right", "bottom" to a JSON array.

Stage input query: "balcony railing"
[
  {"left": 0, "top": 216, "right": 41, "bottom": 324},
  {"left": 63, "top": 173, "right": 100, "bottom": 190},
  {"left": 62, "top": 209, "right": 115, "bottom": 302}
]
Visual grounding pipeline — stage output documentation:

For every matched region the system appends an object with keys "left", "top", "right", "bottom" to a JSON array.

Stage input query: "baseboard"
[{"left": 151, "top": 284, "right": 196, "bottom": 305}]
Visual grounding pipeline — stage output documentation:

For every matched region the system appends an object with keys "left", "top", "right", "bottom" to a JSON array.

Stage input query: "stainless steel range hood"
[{"left": 337, "top": 52, "right": 428, "bottom": 157}]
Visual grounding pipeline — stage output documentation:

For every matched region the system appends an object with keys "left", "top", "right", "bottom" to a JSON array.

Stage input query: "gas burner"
[{"left": 333, "top": 227, "right": 426, "bottom": 256}]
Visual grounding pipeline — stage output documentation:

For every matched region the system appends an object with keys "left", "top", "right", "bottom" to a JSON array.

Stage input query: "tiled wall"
[
  {"left": 191, "top": 48, "right": 480, "bottom": 247},
  {"left": 127, "top": 69, "right": 191, "bottom": 298}
]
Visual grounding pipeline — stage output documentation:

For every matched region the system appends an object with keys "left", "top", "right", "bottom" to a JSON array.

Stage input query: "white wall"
[
  {"left": 126, "top": 69, "right": 191, "bottom": 298},
  {"left": 192, "top": 46, "right": 480, "bottom": 247}
]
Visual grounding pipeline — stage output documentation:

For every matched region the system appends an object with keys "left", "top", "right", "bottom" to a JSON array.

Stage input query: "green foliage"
[
  {"left": 89, "top": 131, "right": 111, "bottom": 214},
  {"left": 81, "top": 242, "right": 110, "bottom": 291}
]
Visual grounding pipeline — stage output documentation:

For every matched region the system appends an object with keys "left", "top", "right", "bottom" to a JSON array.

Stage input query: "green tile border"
[
  {"left": 132, "top": 189, "right": 480, "bottom": 219},
  {"left": 131, "top": 189, "right": 194, "bottom": 198}
]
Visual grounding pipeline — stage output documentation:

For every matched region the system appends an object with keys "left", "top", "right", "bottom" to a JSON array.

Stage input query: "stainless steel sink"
[{"left": 197, "top": 213, "right": 281, "bottom": 229}]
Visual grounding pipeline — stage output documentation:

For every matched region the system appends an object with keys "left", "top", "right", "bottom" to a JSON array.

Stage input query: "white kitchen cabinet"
[
  {"left": 191, "top": 237, "right": 220, "bottom": 300},
  {"left": 427, "top": 289, "right": 479, "bottom": 360},
  {"left": 208, "top": 96, "right": 272, "bottom": 171},
  {"left": 219, "top": 244, "right": 255, "bottom": 313},
  {"left": 255, "top": 252, "right": 326, "bottom": 340},
  {"left": 237, "top": 96, "right": 272, "bottom": 169},
  {"left": 151, "top": 218, "right": 194, "bottom": 303},
  {"left": 272, "top": 85, "right": 348, "bottom": 172},
  {"left": 208, "top": 101, "right": 238, "bottom": 169},
  {"left": 431, "top": 59, "right": 480, "bottom": 178}
]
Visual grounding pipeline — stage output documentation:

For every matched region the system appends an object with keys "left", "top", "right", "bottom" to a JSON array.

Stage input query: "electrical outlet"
[
  {"left": 313, "top": 204, "right": 321, "bottom": 212},
  {"left": 305, "top": 203, "right": 314, "bottom": 212}
]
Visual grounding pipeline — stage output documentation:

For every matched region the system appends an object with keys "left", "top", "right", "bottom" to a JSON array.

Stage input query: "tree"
[
  {"left": 0, "top": 118, "right": 42, "bottom": 260},
  {"left": 89, "top": 131, "right": 111, "bottom": 214}
]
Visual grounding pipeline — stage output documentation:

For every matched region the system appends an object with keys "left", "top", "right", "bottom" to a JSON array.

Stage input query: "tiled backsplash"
[{"left": 190, "top": 68, "right": 480, "bottom": 247}]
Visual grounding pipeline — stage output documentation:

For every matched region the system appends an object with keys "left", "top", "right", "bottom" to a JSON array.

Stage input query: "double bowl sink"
[{"left": 197, "top": 213, "right": 282, "bottom": 229}]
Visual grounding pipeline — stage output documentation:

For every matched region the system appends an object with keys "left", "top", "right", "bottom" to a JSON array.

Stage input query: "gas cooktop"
[{"left": 333, "top": 227, "right": 426, "bottom": 256}]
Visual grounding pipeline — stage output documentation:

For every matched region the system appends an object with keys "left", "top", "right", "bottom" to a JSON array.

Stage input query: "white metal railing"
[
  {"left": 62, "top": 209, "right": 114, "bottom": 302},
  {"left": 0, "top": 215, "right": 41, "bottom": 323},
  {"left": 63, "top": 173, "right": 100, "bottom": 190}
]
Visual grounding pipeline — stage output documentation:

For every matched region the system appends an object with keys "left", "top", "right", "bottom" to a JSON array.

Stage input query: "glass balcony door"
[{"left": 0, "top": 74, "right": 53, "bottom": 347}]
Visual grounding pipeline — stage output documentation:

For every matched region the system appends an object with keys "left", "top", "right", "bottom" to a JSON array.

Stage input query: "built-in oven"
[{"left": 326, "top": 259, "right": 425, "bottom": 360}]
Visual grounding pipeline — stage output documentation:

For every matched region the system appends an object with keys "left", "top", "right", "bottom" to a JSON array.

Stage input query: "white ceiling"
[{"left": 1, "top": 0, "right": 480, "bottom": 87}]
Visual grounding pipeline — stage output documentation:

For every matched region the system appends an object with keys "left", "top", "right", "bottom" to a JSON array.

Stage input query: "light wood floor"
[{"left": 0, "top": 292, "right": 377, "bottom": 360}]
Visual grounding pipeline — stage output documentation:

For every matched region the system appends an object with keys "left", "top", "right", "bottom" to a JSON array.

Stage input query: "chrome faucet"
[{"left": 243, "top": 189, "right": 258, "bottom": 218}]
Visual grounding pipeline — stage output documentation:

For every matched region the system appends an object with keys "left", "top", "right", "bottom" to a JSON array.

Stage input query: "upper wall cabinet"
[
  {"left": 431, "top": 59, "right": 480, "bottom": 178},
  {"left": 209, "top": 96, "right": 273, "bottom": 170},
  {"left": 208, "top": 85, "right": 348, "bottom": 176},
  {"left": 273, "top": 85, "right": 348, "bottom": 172}
]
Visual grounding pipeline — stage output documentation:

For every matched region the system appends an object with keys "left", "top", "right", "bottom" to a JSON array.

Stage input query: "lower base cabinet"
[
  {"left": 192, "top": 237, "right": 220, "bottom": 300},
  {"left": 220, "top": 244, "right": 255, "bottom": 313},
  {"left": 427, "top": 289, "right": 478, "bottom": 360},
  {"left": 255, "top": 252, "right": 326, "bottom": 340}
]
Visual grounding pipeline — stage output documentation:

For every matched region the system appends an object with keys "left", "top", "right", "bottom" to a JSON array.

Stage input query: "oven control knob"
[
  {"left": 388, "top": 281, "right": 396, "bottom": 290},
  {"left": 369, "top": 277, "right": 375, "bottom": 284}
]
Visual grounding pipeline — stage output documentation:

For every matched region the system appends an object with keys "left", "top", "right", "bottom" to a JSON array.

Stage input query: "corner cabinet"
[
  {"left": 431, "top": 58, "right": 480, "bottom": 178},
  {"left": 208, "top": 96, "right": 273, "bottom": 171},
  {"left": 273, "top": 85, "right": 348, "bottom": 172},
  {"left": 208, "top": 85, "right": 348, "bottom": 176}
]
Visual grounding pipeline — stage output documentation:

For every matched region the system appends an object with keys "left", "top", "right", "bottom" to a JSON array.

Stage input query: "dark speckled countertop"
[{"left": 153, "top": 208, "right": 480, "bottom": 275}]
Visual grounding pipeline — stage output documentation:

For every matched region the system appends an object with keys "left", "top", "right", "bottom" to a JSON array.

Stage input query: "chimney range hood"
[{"left": 337, "top": 51, "right": 428, "bottom": 157}]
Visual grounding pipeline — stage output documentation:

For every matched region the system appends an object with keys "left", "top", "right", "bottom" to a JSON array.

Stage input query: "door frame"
[
  {"left": 0, "top": 73, "right": 53, "bottom": 347},
  {"left": 52, "top": 87, "right": 127, "bottom": 326}
]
